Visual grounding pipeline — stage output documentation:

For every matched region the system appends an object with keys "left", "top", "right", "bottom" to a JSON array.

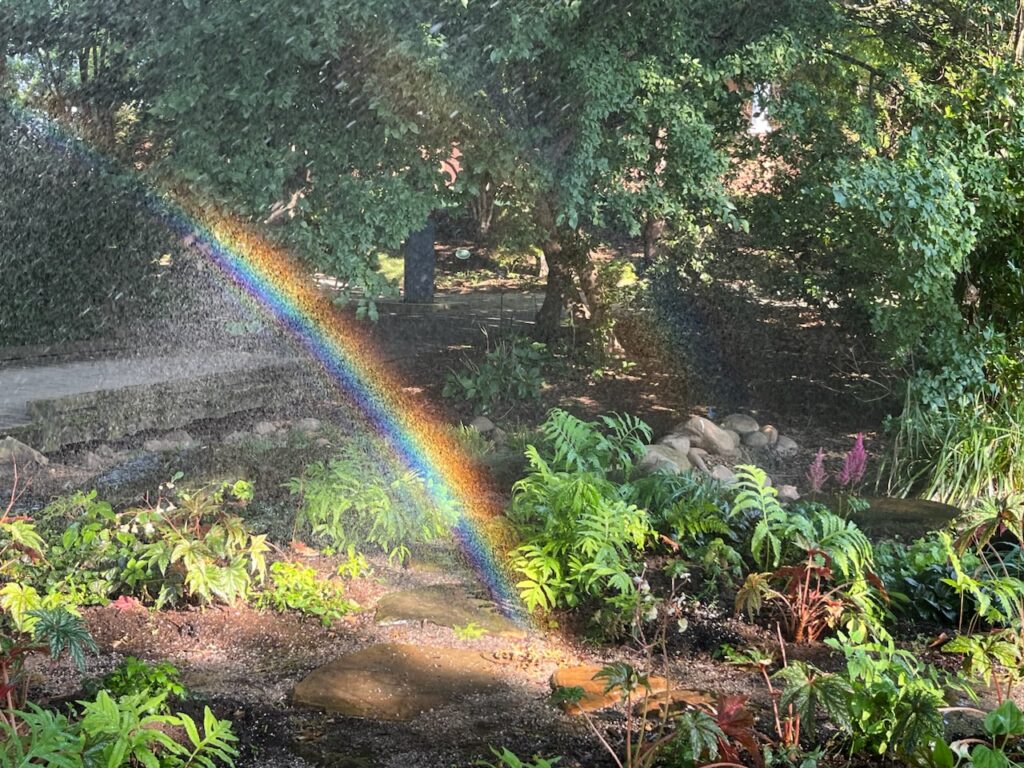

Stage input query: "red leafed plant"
[
  {"left": 736, "top": 549, "right": 851, "bottom": 644},
  {"left": 710, "top": 694, "right": 763, "bottom": 768}
]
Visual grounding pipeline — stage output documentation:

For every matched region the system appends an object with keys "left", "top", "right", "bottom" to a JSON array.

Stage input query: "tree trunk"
[
  {"left": 534, "top": 227, "right": 566, "bottom": 341},
  {"left": 1014, "top": 0, "right": 1024, "bottom": 63},
  {"left": 642, "top": 215, "right": 665, "bottom": 269},
  {"left": 403, "top": 216, "right": 436, "bottom": 304}
]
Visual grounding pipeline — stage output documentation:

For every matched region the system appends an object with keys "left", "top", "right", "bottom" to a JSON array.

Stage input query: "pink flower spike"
[
  {"left": 807, "top": 447, "right": 827, "bottom": 493},
  {"left": 836, "top": 433, "right": 867, "bottom": 489}
]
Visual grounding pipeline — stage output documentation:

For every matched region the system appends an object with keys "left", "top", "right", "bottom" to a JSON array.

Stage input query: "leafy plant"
[
  {"left": 453, "top": 622, "right": 488, "bottom": 640},
  {"left": 443, "top": 334, "right": 548, "bottom": 415},
  {"left": 536, "top": 409, "right": 651, "bottom": 479},
  {"left": 258, "top": 561, "right": 358, "bottom": 625},
  {"left": 940, "top": 496, "right": 1024, "bottom": 703},
  {"left": 83, "top": 657, "right": 186, "bottom": 711},
  {"left": 479, "top": 748, "right": 561, "bottom": 768},
  {"left": 287, "top": 448, "right": 452, "bottom": 565},
  {"left": 1, "top": 608, "right": 95, "bottom": 729},
  {"left": 508, "top": 444, "right": 652, "bottom": 630},
  {"left": 22, "top": 484, "right": 269, "bottom": 609},
  {"left": 826, "top": 629, "right": 951, "bottom": 761},
  {"left": 75, "top": 691, "right": 239, "bottom": 768},
  {"left": 736, "top": 548, "right": 883, "bottom": 645}
]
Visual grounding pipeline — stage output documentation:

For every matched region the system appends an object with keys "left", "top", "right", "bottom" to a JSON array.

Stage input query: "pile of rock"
[{"left": 639, "top": 413, "right": 801, "bottom": 500}]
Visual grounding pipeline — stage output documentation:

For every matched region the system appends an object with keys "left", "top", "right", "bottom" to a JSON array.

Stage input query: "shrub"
[
  {"left": 287, "top": 448, "right": 452, "bottom": 564},
  {"left": 258, "top": 561, "right": 358, "bottom": 625},
  {"left": 83, "top": 657, "right": 187, "bottom": 710},
  {"left": 506, "top": 411, "right": 655, "bottom": 633},
  {"left": 443, "top": 334, "right": 548, "bottom": 415}
]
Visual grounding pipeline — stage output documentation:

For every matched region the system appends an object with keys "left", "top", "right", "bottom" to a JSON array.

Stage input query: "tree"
[{"left": 425, "top": 0, "right": 814, "bottom": 340}]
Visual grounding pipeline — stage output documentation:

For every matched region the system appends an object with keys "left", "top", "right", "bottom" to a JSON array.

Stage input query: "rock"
[
  {"left": 721, "top": 413, "right": 759, "bottom": 435},
  {"left": 294, "top": 417, "right": 322, "bottom": 434},
  {"left": 253, "top": 420, "right": 278, "bottom": 436},
  {"left": 687, "top": 447, "right": 711, "bottom": 474},
  {"left": 658, "top": 433, "right": 690, "bottom": 456},
  {"left": 82, "top": 451, "right": 106, "bottom": 471},
  {"left": 551, "top": 665, "right": 669, "bottom": 715},
  {"left": 676, "top": 415, "right": 738, "bottom": 457},
  {"left": 775, "top": 435, "right": 799, "bottom": 457},
  {"left": 779, "top": 485, "right": 801, "bottom": 502},
  {"left": 723, "top": 429, "right": 742, "bottom": 451},
  {"left": 94, "top": 444, "right": 119, "bottom": 459},
  {"left": 223, "top": 431, "right": 250, "bottom": 445},
  {"left": 710, "top": 465, "right": 737, "bottom": 485},
  {"left": 0, "top": 437, "right": 48, "bottom": 467},
  {"left": 292, "top": 644, "right": 504, "bottom": 720},
  {"left": 142, "top": 430, "right": 194, "bottom": 452},
  {"left": 638, "top": 445, "right": 692, "bottom": 476},
  {"left": 469, "top": 416, "right": 495, "bottom": 434},
  {"left": 742, "top": 431, "right": 770, "bottom": 449},
  {"left": 759, "top": 425, "right": 779, "bottom": 445},
  {"left": 375, "top": 585, "right": 525, "bottom": 638},
  {"left": 491, "top": 427, "right": 508, "bottom": 445},
  {"left": 314, "top": 437, "right": 332, "bottom": 448}
]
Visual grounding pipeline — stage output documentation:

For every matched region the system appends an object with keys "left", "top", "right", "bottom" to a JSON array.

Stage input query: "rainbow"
[{"left": 12, "top": 105, "right": 526, "bottom": 621}]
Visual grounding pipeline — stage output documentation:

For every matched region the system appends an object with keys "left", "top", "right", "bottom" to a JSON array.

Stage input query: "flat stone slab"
[
  {"left": 292, "top": 643, "right": 505, "bottom": 720},
  {"left": 375, "top": 585, "right": 525, "bottom": 637}
]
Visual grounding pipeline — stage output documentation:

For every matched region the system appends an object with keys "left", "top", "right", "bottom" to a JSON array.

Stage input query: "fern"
[
  {"left": 733, "top": 465, "right": 794, "bottom": 570},
  {"left": 538, "top": 409, "right": 650, "bottom": 478},
  {"left": 173, "top": 706, "right": 240, "bottom": 768},
  {"left": 0, "top": 705, "right": 81, "bottom": 768},
  {"left": 509, "top": 436, "right": 652, "bottom": 625},
  {"left": 289, "top": 451, "right": 452, "bottom": 564}
]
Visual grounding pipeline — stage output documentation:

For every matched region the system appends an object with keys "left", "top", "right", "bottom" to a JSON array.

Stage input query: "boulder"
[
  {"left": 253, "top": 420, "right": 279, "bottom": 436},
  {"left": 0, "top": 437, "right": 48, "bottom": 467},
  {"left": 775, "top": 435, "right": 799, "bottom": 458},
  {"left": 658, "top": 433, "right": 691, "bottom": 456},
  {"left": 142, "top": 430, "right": 194, "bottom": 453},
  {"left": 723, "top": 429, "right": 742, "bottom": 452},
  {"left": 293, "top": 417, "right": 322, "bottom": 434},
  {"left": 742, "top": 431, "right": 770, "bottom": 449},
  {"left": 82, "top": 451, "right": 106, "bottom": 471},
  {"left": 223, "top": 430, "right": 250, "bottom": 445},
  {"left": 638, "top": 445, "right": 691, "bottom": 475},
  {"left": 721, "top": 413, "right": 759, "bottom": 435},
  {"left": 676, "top": 415, "right": 737, "bottom": 457},
  {"left": 687, "top": 447, "right": 711, "bottom": 474},
  {"left": 710, "top": 465, "right": 737, "bottom": 485},
  {"left": 759, "top": 425, "right": 779, "bottom": 446},
  {"left": 469, "top": 416, "right": 495, "bottom": 434},
  {"left": 779, "top": 485, "right": 801, "bottom": 503}
]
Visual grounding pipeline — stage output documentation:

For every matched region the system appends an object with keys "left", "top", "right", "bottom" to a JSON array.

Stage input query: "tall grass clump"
[{"left": 887, "top": 387, "right": 1024, "bottom": 506}]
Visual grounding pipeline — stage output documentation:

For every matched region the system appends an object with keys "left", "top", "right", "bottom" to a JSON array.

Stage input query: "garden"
[{"left": 3, "top": 1, "right": 1024, "bottom": 766}]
